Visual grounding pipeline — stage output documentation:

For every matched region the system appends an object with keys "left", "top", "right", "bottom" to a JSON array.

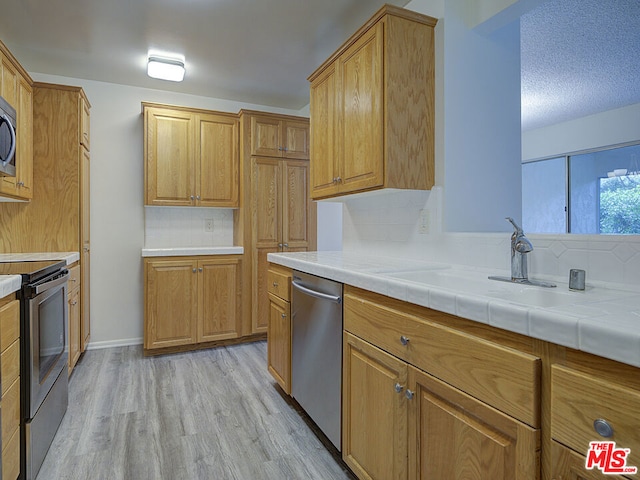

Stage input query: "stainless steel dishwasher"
[{"left": 291, "top": 270, "right": 343, "bottom": 450}]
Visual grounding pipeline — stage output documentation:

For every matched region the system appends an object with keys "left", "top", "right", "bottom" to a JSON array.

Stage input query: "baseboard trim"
[{"left": 85, "top": 337, "right": 144, "bottom": 350}]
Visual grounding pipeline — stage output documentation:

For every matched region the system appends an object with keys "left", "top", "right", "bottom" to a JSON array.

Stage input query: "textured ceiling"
[
  {"left": 521, "top": 0, "right": 640, "bottom": 131},
  {"left": 0, "top": 0, "right": 405, "bottom": 110}
]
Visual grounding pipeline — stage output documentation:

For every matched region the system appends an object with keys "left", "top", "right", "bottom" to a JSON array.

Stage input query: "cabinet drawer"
[
  {"left": 551, "top": 365, "right": 640, "bottom": 469},
  {"left": 1, "top": 339, "right": 19, "bottom": 396},
  {"left": 267, "top": 267, "right": 291, "bottom": 301},
  {"left": 344, "top": 290, "right": 540, "bottom": 427},
  {"left": 1, "top": 376, "right": 20, "bottom": 448},
  {"left": 2, "top": 426, "right": 20, "bottom": 480},
  {"left": 0, "top": 299, "right": 20, "bottom": 351},
  {"left": 68, "top": 264, "right": 81, "bottom": 291}
]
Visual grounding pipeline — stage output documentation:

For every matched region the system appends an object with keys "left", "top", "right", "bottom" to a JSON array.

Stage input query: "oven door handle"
[{"left": 33, "top": 270, "right": 70, "bottom": 295}]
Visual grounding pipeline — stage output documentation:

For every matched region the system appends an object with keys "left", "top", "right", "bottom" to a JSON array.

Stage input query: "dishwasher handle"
[{"left": 292, "top": 280, "right": 342, "bottom": 304}]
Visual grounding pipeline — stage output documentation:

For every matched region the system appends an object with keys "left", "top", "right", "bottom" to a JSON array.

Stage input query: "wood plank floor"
[{"left": 37, "top": 342, "right": 355, "bottom": 480}]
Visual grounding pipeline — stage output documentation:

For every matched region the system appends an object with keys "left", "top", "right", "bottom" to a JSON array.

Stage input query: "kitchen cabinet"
[
  {"left": 0, "top": 41, "right": 33, "bottom": 201},
  {"left": 343, "top": 286, "right": 540, "bottom": 480},
  {"left": 68, "top": 264, "right": 81, "bottom": 373},
  {"left": 267, "top": 264, "right": 292, "bottom": 394},
  {"left": 1, "top": 296, "right": 20, "bottom": 480},
  {"left": 144, "top": 255, "right": 242, "bottom": 353},
  {"left": 550, "top": 365, "right": 640, "bottom": 479},
  {"left": 250, "top": 113, "right": 309, "bottom": 159},
  {"left": 237, "top": 111, "right": 316, "bottom": 336},
  {"left": 343, "top": 332, "right": 408, "bottom": 479},
  {"left": 143, "top": 103, "right": 239, "bottom": 207},
  {"left": 308, "top": 5, "right": 436, "bottom": 200}
]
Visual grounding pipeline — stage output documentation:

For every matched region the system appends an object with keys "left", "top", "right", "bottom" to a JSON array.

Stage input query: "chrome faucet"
[
  {"left": 506, "top": 217, "right": 532, "bottom": 281},
  {"left": 488, "top": 217, "right": 556, "bottom": 287}
]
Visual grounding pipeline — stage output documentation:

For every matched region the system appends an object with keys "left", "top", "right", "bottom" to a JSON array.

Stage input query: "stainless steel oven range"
[{"left": 0, "top": 260, "right": 70, "bottom": 480}]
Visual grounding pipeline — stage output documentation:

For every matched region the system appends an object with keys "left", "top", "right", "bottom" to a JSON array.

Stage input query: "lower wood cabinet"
[
  {"left": 1, "top": 297, "right": 21, "bottom": 480},
  {"left": 343, "top": 332, "right": 408, "bottom": 480},
  {"left": 68, "top": 264, "right": 81, "bottom": 373},
  {"left": 266, "top": 264, "right": 292, "bottom": 394},
  {"left": 342, "top": 331, "right": 539, "bottom": 480},
  {"left": 144, "top": 255, "right": 241, "bottom": 353}
]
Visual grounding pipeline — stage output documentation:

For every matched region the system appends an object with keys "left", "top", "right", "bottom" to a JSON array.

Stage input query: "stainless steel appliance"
[
  {"left": 0, "top": 260, "right": 70, "bottom": 480},
  {"left": 0, "top": 95, "right": 17, "bottom": 177},
  {"left": 291, "top": 270, "right": 343, "bottom": 450}
]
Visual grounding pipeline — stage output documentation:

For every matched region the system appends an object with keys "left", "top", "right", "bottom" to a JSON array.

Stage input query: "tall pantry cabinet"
[
  {"left": 31, "top": 83, "right": 91, "bottom": 369},
  {"left": 237, "top": 110, "right": 316, "bottom": 334}
]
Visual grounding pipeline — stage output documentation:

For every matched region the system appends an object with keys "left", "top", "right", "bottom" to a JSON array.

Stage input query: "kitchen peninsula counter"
[{"left": 268, "top": 251, "right": 640, "bottom": 368}]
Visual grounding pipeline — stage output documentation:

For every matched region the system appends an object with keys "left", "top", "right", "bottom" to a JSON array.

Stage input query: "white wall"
[
  {"left": 522, "top": 103, "right": 640, "bottom": 161},
  {"left": 405, "top": 0, "right": 522, "bottom": 232},
  {"left": 30, "top": 73, "right": 302, "bottom": 348}
]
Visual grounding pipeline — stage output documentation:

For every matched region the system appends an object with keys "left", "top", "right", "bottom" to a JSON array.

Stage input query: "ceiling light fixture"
[{"left": 147, "top": 55, "right": 185, "bottom": 82}]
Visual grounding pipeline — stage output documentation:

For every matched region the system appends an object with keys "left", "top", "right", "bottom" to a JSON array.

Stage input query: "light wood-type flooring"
[{"left": 37, "top": 342, "right": 355, "bottom": 480}]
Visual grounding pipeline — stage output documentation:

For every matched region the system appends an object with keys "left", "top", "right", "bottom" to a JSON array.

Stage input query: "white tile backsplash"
[
  {"left": 144, "top": 207, "right": 235, "bottom": 248},
  {"left": 341, "top": 189, "right": 640, "bottom": 292}
]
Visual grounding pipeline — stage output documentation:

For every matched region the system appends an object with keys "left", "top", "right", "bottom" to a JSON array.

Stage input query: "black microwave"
[{"left": 0, "top": 95, "right": 17, "bottom": 177}]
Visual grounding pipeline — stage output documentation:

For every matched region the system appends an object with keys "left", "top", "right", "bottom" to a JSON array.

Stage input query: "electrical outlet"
[
  {"left": 205, "top": 218, "right": 214, "bottom": 232},
  {"left": 419, "top": 209, "right": 429, "bottom": 234}
]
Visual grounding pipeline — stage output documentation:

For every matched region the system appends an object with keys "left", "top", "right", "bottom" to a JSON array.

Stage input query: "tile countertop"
[
  {"left": 142, "top": 246, "right": 244, "bottom": 257},
  {"left": 0, "top": 251, "right": 80, "bottom": 298},
  {"left": 268, "top": 251, "right": 640, "bottom": 369}
]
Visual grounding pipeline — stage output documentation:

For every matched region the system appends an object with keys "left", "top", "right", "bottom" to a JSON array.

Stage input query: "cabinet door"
[
  {"left": 16, "top": 77, "right": 33, "bottom": 198},
  {"left": 343, "top": 332, "right": 408, "bottom": 480},
  {"left": 267, "top": 293, "right": 291, "bottom": 394},
  {"left": 81, "top": 243, "right": 90, "bottom": 352},
  {"left": 80, "top": 96, "right": 90, "bottom": 150},
  {"left": 198, "top": 258, "right": 241, "bottom": 342},
  {"left": 408, "top": 366, "right": 539, "bottom": 480},
  {"left": 196, "top": 113, "right": 239, "bottom": 207},
  {"left": 145, "top": 107, "right": 195, "bottom": 206},
  {"left": 338, "top": 21, "right": 384, "bottom": 194},
  {"left": 282, "top": 120, "right": 309, "bottom": 160},
  {"left": 1, "top": 53, "right": 18, "bottom": 107},
  {"left": 68, "top": 287, "right": 81, "bottom": 373},
  {"left": 310, "top": 63, "right": 338, "bottom": 198},
  {"left": 282, "top": 160, "right": 311, "bottom": 250},
  {"left": 252, "top": 157, "right": 281, "bottom": 333},
  {"left": 251, "top": 115, "right": 282, "bottom": 157},
  {"left": 144, "top": 259, "right": 198, "bottom": 349}
]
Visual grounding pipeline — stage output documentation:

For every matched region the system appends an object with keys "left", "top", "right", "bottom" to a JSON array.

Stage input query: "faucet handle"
[{"left": 506, "top": 217, "right": 524, "bottom": 235}]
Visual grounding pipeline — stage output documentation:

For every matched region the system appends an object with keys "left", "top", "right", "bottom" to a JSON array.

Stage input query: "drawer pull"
[
  {"left": 593, "top": 419, "right": 614, "bottom": 438},
  {"left": 394, "top": 383, "right": 404, "bottom": 393},
  {"left": 273, "top": 282, "right": 279, "bottom": 287},
  {"left": 400, "top": 335, "right": 410, "bottom": 346},
  {"left": 405, "top": 389, "right": 415, "bottom": 400}
]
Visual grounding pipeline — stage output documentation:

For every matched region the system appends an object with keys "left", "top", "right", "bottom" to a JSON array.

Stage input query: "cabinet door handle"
[
  {"left": 400, "top": 335, "right": 410, "bottom": 346},
  {"left": 282, "top": 243, "right": 289, "bottom": 248},
  {"left": 405, "top": 389, "right": 415, "bottom": 400},
  {"left": 593, "top": 419, "right": 614, "bottom": 438},
  {"left": 196, "top": 195, "right": 200, "bottom": 200},
  {"left": 273, "top": 282, "right": 279, "bottom": 287},
  {"left": 192, "top": 268, "right": 197, "bottom": 273},
  {"left": 281, "top": 313, "right": 286, "bottom": 319},
  {"left": 198, "top": 267, "right": 203, "bottom": 272},
  {"left": 190, "top": 195, "right": 195, "bottom": 201},
  {"left": 394, "top": 383, "right": 404, "bottom": 393},
  {"left": 71, "top": 300, "right": 78, "bottom": 306}
]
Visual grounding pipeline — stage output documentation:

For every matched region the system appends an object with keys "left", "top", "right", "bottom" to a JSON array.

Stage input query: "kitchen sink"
[{"left": 384, "top": 268, "right": 583, "bottom": 308}]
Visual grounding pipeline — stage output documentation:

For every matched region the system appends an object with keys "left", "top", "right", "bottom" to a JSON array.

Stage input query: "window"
[{"left": 522, "top": 143, "right": 640, "bottom": 234}]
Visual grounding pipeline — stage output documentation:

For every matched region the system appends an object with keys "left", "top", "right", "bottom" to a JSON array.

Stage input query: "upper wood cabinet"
[
  {"left": 308, "top": 5, "right": 437, "bottom": 200},
  {"left": 143, "top": 103, "right": 239, "bottom": 207},
  {"left": 0, "top": 41, "right": 34, "bottom": 201},
  {"left": 250, "top": 114, "right": 309, "bottom": 159}
]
